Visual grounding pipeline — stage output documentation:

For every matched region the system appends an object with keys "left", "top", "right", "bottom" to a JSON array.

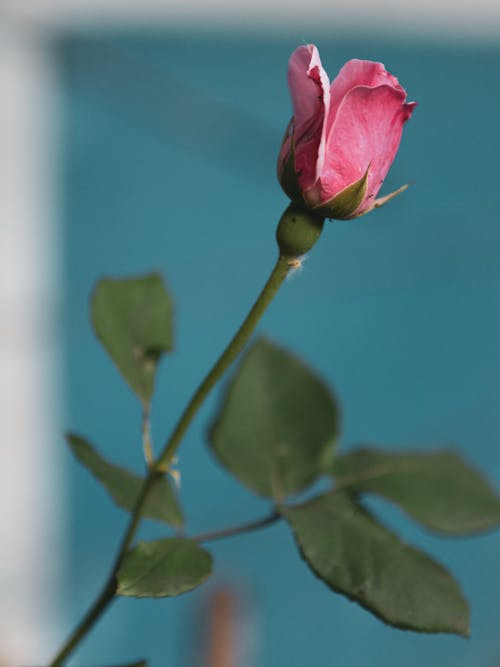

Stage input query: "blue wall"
[{"left": 58, "top": 28, "right": 500, "bottom": 666}]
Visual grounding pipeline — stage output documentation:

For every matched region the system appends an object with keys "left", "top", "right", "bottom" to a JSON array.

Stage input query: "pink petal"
[
  {"left": 319, "top": 84, "right": 415, "bottom": 213},
  {"left": 327, "top": 59, "right": 406, "bottom": 137},
  {"left": 287, "top": 45, "right": 331, "bottom": 192}
]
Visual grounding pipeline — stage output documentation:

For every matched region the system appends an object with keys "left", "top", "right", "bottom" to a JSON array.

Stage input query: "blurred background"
[{"left": 2, "top": 1, "right": 500, "bottom": 665}]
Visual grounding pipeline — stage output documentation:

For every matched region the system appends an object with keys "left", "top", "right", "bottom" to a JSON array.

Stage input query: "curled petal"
[
  {"left": 320, "top": 84, "right": 415, "bottom": 214},
  {"left": 328, "top": 60, "right": 405, "bottom": 125},
  {"left": 287, "top": 45, "right": 331, "bottom": 192}
]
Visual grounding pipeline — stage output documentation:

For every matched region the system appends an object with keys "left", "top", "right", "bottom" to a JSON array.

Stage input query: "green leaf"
[
  {"left": 283, "top": 492, "right": 469, "bottom": 636},
  {"left": 117, "top": 538, "right": 212, "bottom": 598},
  {"left": 208, "top": 338, "right": 339, "bottom": 500},
  {"left": 91, "top": 273, "right": 173, "bottom": 401},
  {"left": 67, "top": 434, "right": 183, "bottom": 529},
  {"left": 332, "top": 448, "right": 500, "bottom": 535}
]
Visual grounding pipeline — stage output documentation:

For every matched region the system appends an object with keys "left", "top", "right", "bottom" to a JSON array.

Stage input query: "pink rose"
[{"left": 278, "top": 45, "right": 416, "bottom": 219}]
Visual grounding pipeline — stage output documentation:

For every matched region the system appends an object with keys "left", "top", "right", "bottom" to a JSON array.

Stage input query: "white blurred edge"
[
  {"left": 0, "top": 0, "right": 498, "bottom": 664},
  {"left": 0, "top": 16, "right": 62, "bottom": 666},
  {"left": 3, "top": 0, "right": 500, "bottom": 38}
]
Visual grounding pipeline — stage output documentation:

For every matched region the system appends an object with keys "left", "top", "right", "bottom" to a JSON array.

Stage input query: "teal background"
[{"left": 58, "top": 29, "right": 500, "bottom": 666}]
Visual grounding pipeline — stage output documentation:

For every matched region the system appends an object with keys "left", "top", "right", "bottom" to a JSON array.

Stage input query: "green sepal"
[
  {"left": 354, "top": 184, "right": 409, "bottom": 218},
  {"left": 67, "top": 434, "right": 184, "bottom": 529},
  {"left": 278, "top": 120, "right": 304, "bottom": 204},
  {"left": 313, "top": 167, "right": 369, "bottom": 220}
]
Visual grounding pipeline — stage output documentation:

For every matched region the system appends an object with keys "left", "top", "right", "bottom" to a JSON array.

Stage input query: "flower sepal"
[
  {"left": 278, "top": 124, "right": 304, "bottom": 205},
  {"left": 353, "top": 183, "right": 410, "bottom": 218},
  {"left": 312, "top": 168, "right": 370, "bottom": 220}
]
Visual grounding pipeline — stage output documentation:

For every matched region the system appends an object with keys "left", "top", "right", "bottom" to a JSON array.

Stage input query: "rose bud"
[{"left": 278, "top": 45, "right": 416, "bottom": 220}]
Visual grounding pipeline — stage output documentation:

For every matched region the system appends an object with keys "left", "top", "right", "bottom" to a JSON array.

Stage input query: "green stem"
[
  {"left": 49, "top": 576, "right": 116, "bottom": 667},
  {"left": 48, "top": 254, "right": 292, "bottom": 666},
  {"left": 192, "top": 511, "right": 282, "bottom": 543},
  {"left": 157, "top": 254, "right": 291, "bottom": 470},
  {"left": 49, "top": 473, "right": 160, "bottom": 667}
]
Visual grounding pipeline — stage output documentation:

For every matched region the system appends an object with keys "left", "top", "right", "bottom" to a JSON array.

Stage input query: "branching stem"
[
  {"left": 48, "top": 254, "right": 292, "bottom": 666},
  {"left": 192, "top": 511, "right": 282, "bottom": 544}
]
